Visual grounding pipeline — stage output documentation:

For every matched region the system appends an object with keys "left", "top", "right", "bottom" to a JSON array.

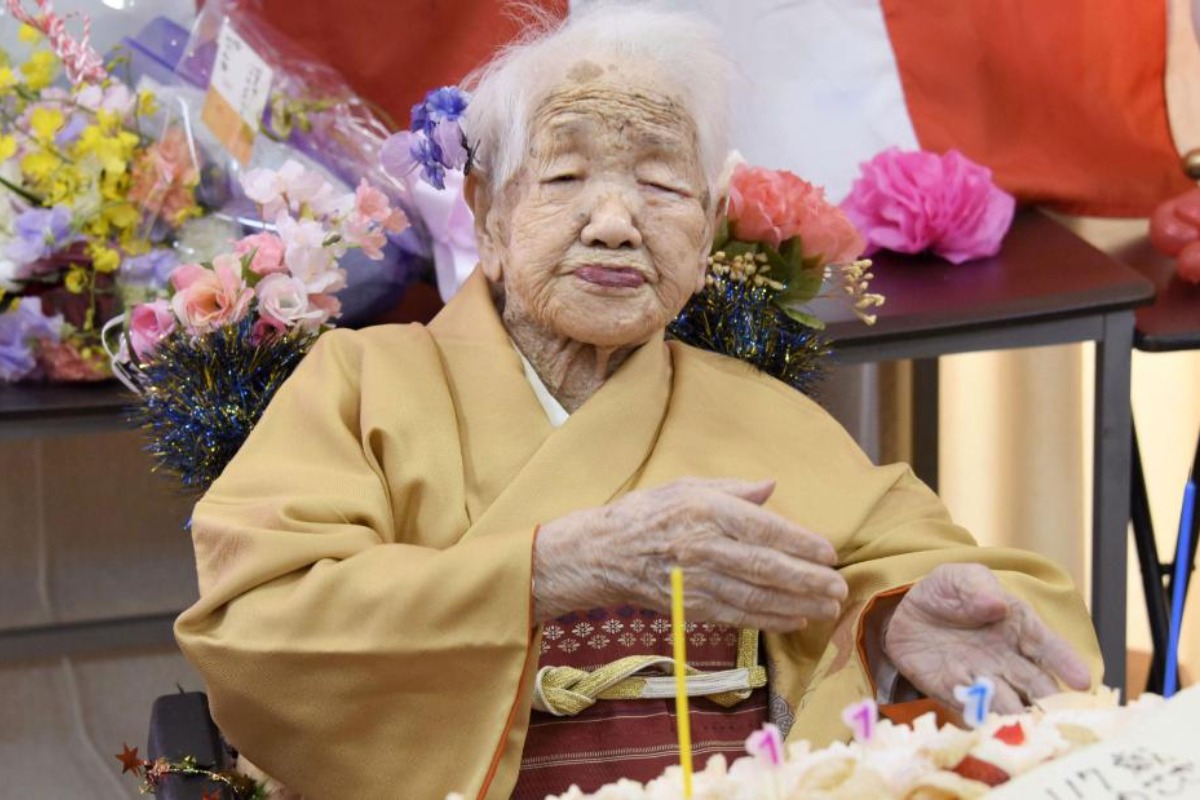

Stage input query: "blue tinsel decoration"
[
  {"left": 668, "top": 274, "right": 829, "bottom": 396},
  {"left": 128, "top": 318, "right": 316, "bottom": 494}
]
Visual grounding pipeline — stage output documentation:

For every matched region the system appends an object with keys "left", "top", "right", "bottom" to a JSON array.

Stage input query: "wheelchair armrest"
[{"left": 147, "top": 692, "right": 229, "bottom": 800}]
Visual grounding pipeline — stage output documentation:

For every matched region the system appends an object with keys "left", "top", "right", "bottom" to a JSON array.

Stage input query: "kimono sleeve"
[{"left": 174, "top": 329, "right": 538, "bottom": 800}]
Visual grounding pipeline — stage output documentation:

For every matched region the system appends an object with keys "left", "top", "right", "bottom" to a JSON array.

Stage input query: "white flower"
[
  {"left": 274, "top": 213, "right": 344, "bottom": 294},
  {"left": 0, "top": 255, "right": 20, "bottom": 292},
  {"left": 255, "top": 273, "right": 329, "bottom": 332}
]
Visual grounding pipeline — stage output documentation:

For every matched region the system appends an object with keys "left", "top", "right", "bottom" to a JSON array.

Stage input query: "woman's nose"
[{"left": 580, "top": 192, "right": 643, "bottom": 249}]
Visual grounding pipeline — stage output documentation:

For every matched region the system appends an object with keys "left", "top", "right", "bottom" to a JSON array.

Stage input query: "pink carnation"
[
  {"left": 233, "top": 232, "right": 287, "bottom": 276},
  {"left": 727, "top": 165, "right": 864, "bottom": 264},
  {"left": 128, "top": 299, "right": 176, "bottom": 359},
  {"left": 169, "top": 257, "right": 254, "bottom": 334},
  {"left": 841, "top": 148, "right": 1015, "bottom": 264}
]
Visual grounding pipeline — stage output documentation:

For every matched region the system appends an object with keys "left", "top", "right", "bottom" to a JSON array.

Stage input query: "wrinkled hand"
[
  {"left": 534, "top": 477, "right": 848, "bottom": 632},
  {"left": 883, "top": 563, "right": 1092, "bottom": 714}
]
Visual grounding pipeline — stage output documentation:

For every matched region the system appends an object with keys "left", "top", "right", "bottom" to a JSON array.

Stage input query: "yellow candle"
[{"left": 671, "top": 566, "right": 694, "bottom": 798}]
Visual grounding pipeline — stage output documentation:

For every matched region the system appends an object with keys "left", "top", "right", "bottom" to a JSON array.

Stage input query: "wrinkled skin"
[
  {"left": 470, "top": 59, "right": 715, "bottom": 410},
  {"left": 884, "top": 564, "right": 1092, "bottom": 712},
  {"left": 469, "top": 60, "right": 1090, "bottom": 709}
]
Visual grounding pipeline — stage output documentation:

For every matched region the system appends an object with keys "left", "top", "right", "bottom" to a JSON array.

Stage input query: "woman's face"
[{"left": 476, "top": 61, "right": 717, "bottom": 349}]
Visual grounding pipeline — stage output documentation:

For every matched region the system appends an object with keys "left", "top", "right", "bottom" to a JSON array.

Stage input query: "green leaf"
[
  {"left": 711, "top": 217, "right": 730, "bottom": 251},
  {"left": 776, "top": 267, "right": 824, "bottom": 306},
  {"left": 761, "top": 243, "right": 788, "bottom": 274},
  {"left": 777, "top": 303, "right": 827, "bottom": 330},
  {"left": 723, "top": 239, "right": 758, "bottom": 260}
]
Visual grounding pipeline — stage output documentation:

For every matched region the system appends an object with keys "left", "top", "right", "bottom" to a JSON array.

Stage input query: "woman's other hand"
[
  {"left": 533, "top": 477, "right": 847, "bottom": 631},
  {"left": 883, "top": 563, "right": 1093, "bottom": 713}
]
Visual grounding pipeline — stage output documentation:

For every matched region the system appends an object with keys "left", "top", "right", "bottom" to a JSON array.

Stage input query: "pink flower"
[
  {"left": 841, "top": 148, "right": 1015, "bottom": 264},
  {"left": 340, "top": 212, "right": 388, "bottom": 260},
  {"left": 255, "top": 273, "right": 332, "bottom": 332},
  {"left": 233, "top": 232, "right": 287, "bottom": 276},
  {"left": 127, "top": 299, "right": 176, "bottom": 359},
  {"left": 275, "top": 214, "right": 345, "bottom": 294},
  {"left": 169, "top": 259, "right": 254, "bottom": 334},
  {"left": 354, "top": 179, "right": 392, "bottom": 222},
  {"left": 727, "top": 165, "right": 864, "bottom": 264}
]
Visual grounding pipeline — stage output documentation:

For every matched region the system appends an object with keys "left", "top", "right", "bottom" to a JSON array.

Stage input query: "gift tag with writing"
[{"left": 200, "top": 21, "right": 273, "bottom": 165}]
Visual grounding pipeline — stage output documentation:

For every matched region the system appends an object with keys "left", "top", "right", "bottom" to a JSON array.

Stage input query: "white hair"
[{"left": 462, "top": 2, "right": 734, "bottom": 199}]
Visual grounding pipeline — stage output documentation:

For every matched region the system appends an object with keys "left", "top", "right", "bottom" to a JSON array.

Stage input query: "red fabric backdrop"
[
  {"left": 253, "top": 0, "right": 567, "bottom": 128},
  {"left": 882, "top": 0, "right": 1193, "bottom": 216}
]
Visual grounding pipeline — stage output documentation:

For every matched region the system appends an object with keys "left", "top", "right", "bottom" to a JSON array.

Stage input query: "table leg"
[
  {"left": 912, "top": 358, "right": 940, "bottom": 492},
  {"left": 1093, "top": 312, "right": 1135, "bottom": 695}
]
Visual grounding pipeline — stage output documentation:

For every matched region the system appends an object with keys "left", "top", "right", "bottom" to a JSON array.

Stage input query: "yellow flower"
[
  {"left": 21, "top": 148, "right": 60, "bottom": 182},
  {"left": 74, "top": 125, "right": 138, "bottom": 175},
  {"left": 21, "top": 50, "right": 58, "bottom": 91},
  {"left": 45, "top": 165, "right": 88, "bottom": 207},
  {"left": 18, "top": 24, "right": 41, "bottom": 44},
  {"left": 89, "top": 245, "right": 120, "bottom": 274},
  {"left": 137, "top": 90, "right": 158, "bottom": 118},
  {"left": 0, "top": 67, "right": 16, "bottom": 94},
  {"left": 102, "top": 201, "right": 141, "bottom": 234},
  {"left": 0, "top": 135, "right": 16, "bottom": 162},
  {"left": 64, "top": 265, "right": 89, "bottom": 294},
  {"left": 29, "top": 106, "right": 65, "bottom": 143}
]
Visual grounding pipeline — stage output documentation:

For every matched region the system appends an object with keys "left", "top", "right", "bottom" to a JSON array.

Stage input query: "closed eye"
[
  {"left": 543, "top": 174, "right": 580, "bottom": 184},
  {"left": 642, "top": 181, "right": 690, "bottom": 197}
]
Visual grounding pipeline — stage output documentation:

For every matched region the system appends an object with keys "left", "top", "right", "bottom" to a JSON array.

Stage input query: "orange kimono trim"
[{"left": 855, "top": 583, "right": 964, "bottom": 728}]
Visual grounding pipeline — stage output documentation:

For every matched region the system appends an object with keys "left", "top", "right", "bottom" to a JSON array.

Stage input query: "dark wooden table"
[
  {"left": 1108, "top": 236, "right": 1200, "bottom": 692},
  {"left": 815, "top": 209, "right": 1157, "bottom": 693},
  {"left": 0, "top": 380, "right": 132, "bottom": 440}
]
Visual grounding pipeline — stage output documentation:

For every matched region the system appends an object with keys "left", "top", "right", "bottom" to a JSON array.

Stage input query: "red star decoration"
[{"left": 115, "top": 743, "right": 143, "bottom": 775}]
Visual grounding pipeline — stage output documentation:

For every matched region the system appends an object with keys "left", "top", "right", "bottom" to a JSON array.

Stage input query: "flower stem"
[{"left": 0, "top": 173, "right": 43, "bottom": 205}]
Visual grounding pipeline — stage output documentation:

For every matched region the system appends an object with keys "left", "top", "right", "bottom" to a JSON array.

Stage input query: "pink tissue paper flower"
[
  {"left": 841, "top": 148, "right": 1015, "bottom": 264},
  {"left": 233, "top": 232, "right": 288, "bottom": 276},
  {"left": 170, "top": 257, "right": 254, "bottom": 334},
  {"left": 727, "top": 165, "right": 864, "bottom": 263},
  {"left": 128, "top": 299, "right": 176, "bottom": 359}
]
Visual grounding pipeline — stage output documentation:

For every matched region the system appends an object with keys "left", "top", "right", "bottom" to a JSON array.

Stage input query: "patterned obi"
[{"left": 512, "top": 605, "right": 769, "bottom": 798}]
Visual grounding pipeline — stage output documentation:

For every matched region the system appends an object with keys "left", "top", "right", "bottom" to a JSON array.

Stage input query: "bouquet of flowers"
[
  {"left": 668, "top": 162, "right": 883, "bottom": 394},
  {"left": 0, "top": 0, "right": 197, "bottom": 382},
  {"left": 110, "top": 158, "right": 405, "bottom": 492}
]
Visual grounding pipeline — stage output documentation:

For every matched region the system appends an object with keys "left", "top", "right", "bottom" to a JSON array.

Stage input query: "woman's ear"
[{"left": 465, "top": 172, "right": 503, "bottom": 282}]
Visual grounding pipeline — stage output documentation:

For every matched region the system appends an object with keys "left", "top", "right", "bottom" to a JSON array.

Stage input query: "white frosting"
[{"left": 499, "top": 692, "right": 1172, "bottom": 800}]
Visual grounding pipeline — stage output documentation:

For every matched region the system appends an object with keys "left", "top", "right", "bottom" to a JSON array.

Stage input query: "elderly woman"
[{"left": 175, "top": 6, "right": 1102, "bottom": 799}]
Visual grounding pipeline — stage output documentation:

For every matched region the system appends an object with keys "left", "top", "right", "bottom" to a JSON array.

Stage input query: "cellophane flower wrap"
[
  {"left": 154, "top": 0, "right": 430, "bottom": 325},
  {"left": 841, "top": 147, "right": 1016, "bottom": 264},
  {"left": 110, "top": 159, "right": 406, "bottom": 492},
  {"left": 668, "top": 161, "right": 881, "bottom": 395},
  {"left": 380, "top": 86, "right": 478, "bottom": 301},
  {"left": 0, "top": 1, "right": 201, "bottom": 382}
]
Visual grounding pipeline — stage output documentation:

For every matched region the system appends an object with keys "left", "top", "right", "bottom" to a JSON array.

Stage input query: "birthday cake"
[{"left": 533, "top": 686, "right": 1200, "bottom": 799}]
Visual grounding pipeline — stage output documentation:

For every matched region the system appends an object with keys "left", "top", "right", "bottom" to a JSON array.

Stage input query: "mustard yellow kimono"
[{"left": 175, "top": 269, "right": 1102, "bottom": 800}]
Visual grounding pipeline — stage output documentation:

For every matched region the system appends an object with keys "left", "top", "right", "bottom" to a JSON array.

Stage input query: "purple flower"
[
  {"left": 380, "top": 130, "right": 447, "bottom": 190},
  {"left": 55, "top": 114, "right": 88, "bottom": 148},
  {"left": 410, "top": 87, "right": 469, "bottom": 135},
  {"left": 7, "top": 206, "right": 74, "bottom": 266},
  {"left": 0, "top": 297, "right": 62, "bottom": 382},
  {"left": 430, "top": 119, "right": 468, "bottom": 171},
  {"left": 120, "top": 248, "right": 180, "bottom": 289}
]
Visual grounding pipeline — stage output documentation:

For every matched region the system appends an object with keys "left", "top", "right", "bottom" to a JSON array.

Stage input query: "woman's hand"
[
  {"left": 533, "top": 477, "right": 848, "bottom": 631},
  {"left": 883, "top": 563, "right": 1092, "bottom": 713}
]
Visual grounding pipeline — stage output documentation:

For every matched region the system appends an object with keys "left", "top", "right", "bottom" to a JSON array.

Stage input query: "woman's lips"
[{"left": 574, "top": 266, "right": 646, "bottom": 288}]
